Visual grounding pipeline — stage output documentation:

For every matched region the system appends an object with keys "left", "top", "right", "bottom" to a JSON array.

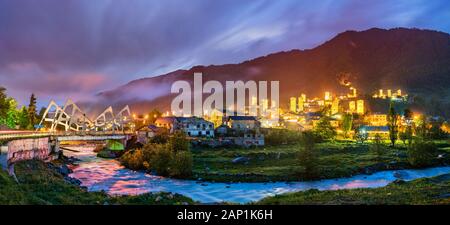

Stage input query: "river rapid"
[{"left": 65, "top": 145, "right": 450, "bottom": 204}]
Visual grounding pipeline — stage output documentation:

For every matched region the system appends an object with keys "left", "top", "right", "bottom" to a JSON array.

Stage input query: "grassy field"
[
  {"left": 0, "top": 160, "right": 194, "bottom": 205},
  {"left": 255, "top": 173, "right": 450, "bottom": 205},
  {"left": 192, "top": 140, "right": 450, "bottom": 182}
]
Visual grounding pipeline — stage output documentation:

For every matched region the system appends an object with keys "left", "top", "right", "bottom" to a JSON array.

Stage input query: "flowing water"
[{"left": 66, "top": 146, "right": 450, "bottom": 204}]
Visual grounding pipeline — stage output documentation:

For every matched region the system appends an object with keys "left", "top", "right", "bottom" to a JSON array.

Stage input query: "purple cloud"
[{"left": 0, "top": 0, "right": 449, "bottom": 106}]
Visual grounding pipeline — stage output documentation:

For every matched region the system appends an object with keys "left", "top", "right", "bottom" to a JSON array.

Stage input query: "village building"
[
  {"left": 233, "top": 133, "right": 265, "bottom": 147},
  {"left": 154, "top": 117, "right": 180, "bottom": 133},
  {"left": 203, "top": 108, "right": 225, "bottom": 128},
  {"left": 365, "top": 113, "right": 388, "bottom": 126},
  {"left": 214, "top": 124, "right": 229, "bottom": 136},
  {"left": 227, "top": 116, "right": 260, "bottom": 133},
  {"left": 155, "top": 116, "right": 214, "bottom": 137},
  {"left": 136, "top": 125, "right": 166, "bottom": 144},
  {"left": 359, "top": 125, "right": 389, "bottom": 139}
]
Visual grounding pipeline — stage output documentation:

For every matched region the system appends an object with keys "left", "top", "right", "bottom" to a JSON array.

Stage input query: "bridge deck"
[
  {"left": 57, "top": 135, "right": 127, "bottom": 141},
  {"left": 0, "top": 131, "right": 132, "bottom": 141}
]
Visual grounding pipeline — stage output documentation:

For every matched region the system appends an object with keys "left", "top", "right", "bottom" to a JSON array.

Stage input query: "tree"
[
  {"left": 405, "top": 126, "right": 413, "bottom": 146},
  {"left": 371, "top": 134, "right": 385, "bottom": 161},
  {"left": 0, "top": 87, "right": 9, "bottom": 124},
  {"left": 314, "top": 116, "right": 336, "bottom": 141},
  {"left": 342, "top": 113, "right": 353, "bottom": 138},
  {"left": 404, "top": 109, "right": 412, "bottom": 121},
  {"left": 18, "top": 106, "right": 30, "bottom": 129},
  {"left": 28, "top": 93, "right": 37, "bottom": 129},
  {"left": 147, "top": 109, "right": 162, "bottom": 124},
  {"left": 387, "top": 102, "right": 398, "bottom": 147},
  {"left": 403, "top": 108, "right": 413, "bottom": 146},
  {"left": 298, "top": 131, "right": 318, "bottom": 179},
  {"left": 429, "top": 120, "right": 446, "bottom": 139},
  {"left": 399, "top": 131, "right": 408, "bottom": 145},
  {"left": 5, "top": 98, "right": 19, "bottom": 129},
  {"left": 355, "top": 129, "right": 368, "bottom": 144},
  {"left": 415, "top": 115, "right": 428, "bottom": 139}
]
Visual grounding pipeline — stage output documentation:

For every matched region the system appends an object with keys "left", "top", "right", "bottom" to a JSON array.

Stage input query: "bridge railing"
[
  {"left": 0, "top": 130, "right": 134, "bottom": 141},
  {"left": 0, "top": 131, "right": 53, "bottom": 141}
]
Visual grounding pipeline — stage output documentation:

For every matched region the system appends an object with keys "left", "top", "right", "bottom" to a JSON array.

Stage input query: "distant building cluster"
[
  {"left": 372, "top": 89, "right": 407, "bottom": 101},
  {"left": 283, "top": 85, "right": 409, "bottom": 139},
  {"left": 138, "top": 83, "right": 412, "bottom": 145},
  {"left": 285, "top": 85, "right": 365, "bottom": 130},
  {"left": 289, "top": 89, "right": 365, "bottom": 116}
]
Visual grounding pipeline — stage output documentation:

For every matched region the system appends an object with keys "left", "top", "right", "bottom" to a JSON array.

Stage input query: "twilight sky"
[{"left": 1, "top": 0, "right": 449, "bottom": 106}]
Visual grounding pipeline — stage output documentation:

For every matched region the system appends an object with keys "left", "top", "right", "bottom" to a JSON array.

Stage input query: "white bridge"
[
  {"left": 0, "top": 131, "right": 133, "bottom": 172},
  {"left": 56, "top": 134, "right": 127, "bottom": 142},
  {"left": 0, "top": 99, "right": 136, "bottom": 171},
  {"left": 0, "top": 131, "right": 131, "bottom": 140},
  {"left": 37, "top": 99, "right": 132, "bottom": 132}
]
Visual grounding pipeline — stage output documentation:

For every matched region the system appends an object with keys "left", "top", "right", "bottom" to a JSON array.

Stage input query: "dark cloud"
[{"left": 0, "top": 0, "right": 449, "bottom": 106}]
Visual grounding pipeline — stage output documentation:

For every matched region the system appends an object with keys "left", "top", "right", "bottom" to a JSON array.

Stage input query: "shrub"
[
  {"left": 298, "top": 131, "right": 318, "bottom": 179},
  {"left": 120, "top": 132, "right": 193, "bottom": 178},
  {"left": 168, "top": 131, "right": 189, "bottom": 152},
  {"left": 265, "top": 129, "right": 302, "bottom": 146},
  {"left": 148, "top": 145, "right": 173, "bottom": 176},
  {"left": 170, "top": 151, "right": 193, "bottom": 178},
  {"left": 407, "top": 139, "right": 437, "bottom": 167},
  {"left": 120, "top": 149, "right": 145, "bottom": 170},
  {"left": 149, "top": 130, "right": 169, "bottom": 144}
]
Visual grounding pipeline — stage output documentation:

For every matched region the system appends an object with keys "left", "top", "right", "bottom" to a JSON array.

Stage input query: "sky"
[{"left": 0, "top": 0, "right": 449, "bottom": 106}]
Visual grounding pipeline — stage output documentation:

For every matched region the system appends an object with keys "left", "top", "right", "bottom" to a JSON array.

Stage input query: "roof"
[
  {"left": 228, "top": 116, "right": 257, "bottom": 121},
  {"left": 148, "top": 124, "right": 159, "bottom": 131},
  {"left": 306, "top": 112, "right": 322, "bottom": 118},
  {"left": 360, "top": 126, "right": 389, "bottom": 132},
  {"left": 156, "top": 116, "right": 213, "bottom": 125},
  {"left": 155, "top": 117, "right": 178, "bottom": 124},
  {"left": 177, "top": 117, "right": 212, "bottom": 124},
  {"left": 138, "top": 124, "right": 161, "bottom": 132}
]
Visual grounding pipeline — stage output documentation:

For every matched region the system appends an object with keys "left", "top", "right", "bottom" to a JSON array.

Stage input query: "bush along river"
[{"left": 64, "top": 145, "right": 450, "bottom": 204}]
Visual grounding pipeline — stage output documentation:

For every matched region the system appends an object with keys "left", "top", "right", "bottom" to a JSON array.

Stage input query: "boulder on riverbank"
[
  {"left": 96, "top": 140, "right": 126, "bottom": 158},
  {"left": 64, "top": 176, "right": 82, "bottom": 186},
  {"left": 47, "top": 163, "right": 72, "bottom": 176},
  {"left": 97, "top": 149, "right": 123, "bottom": 159},
  {"left": 46, "top": 161, "right": 86, "bottom": 187}
]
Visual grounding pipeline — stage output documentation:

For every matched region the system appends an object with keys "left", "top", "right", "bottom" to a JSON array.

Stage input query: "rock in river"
[{"left": 58, "top": 164, "right": 72, "bottom": 176}]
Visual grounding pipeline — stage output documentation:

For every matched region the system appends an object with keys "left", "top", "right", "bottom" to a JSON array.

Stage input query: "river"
[{"left": 66, "top": 146, "right": 450, "bottom": 204}]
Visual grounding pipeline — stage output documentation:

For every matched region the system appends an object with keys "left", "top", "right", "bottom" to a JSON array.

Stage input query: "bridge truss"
[{"left": 37, "top": 99, "right": 132, "bottom": 132}]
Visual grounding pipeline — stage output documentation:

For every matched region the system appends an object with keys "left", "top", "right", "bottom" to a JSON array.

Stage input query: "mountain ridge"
[{"left": 87, "top": 27, "right": 450, "bottom": 116}]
